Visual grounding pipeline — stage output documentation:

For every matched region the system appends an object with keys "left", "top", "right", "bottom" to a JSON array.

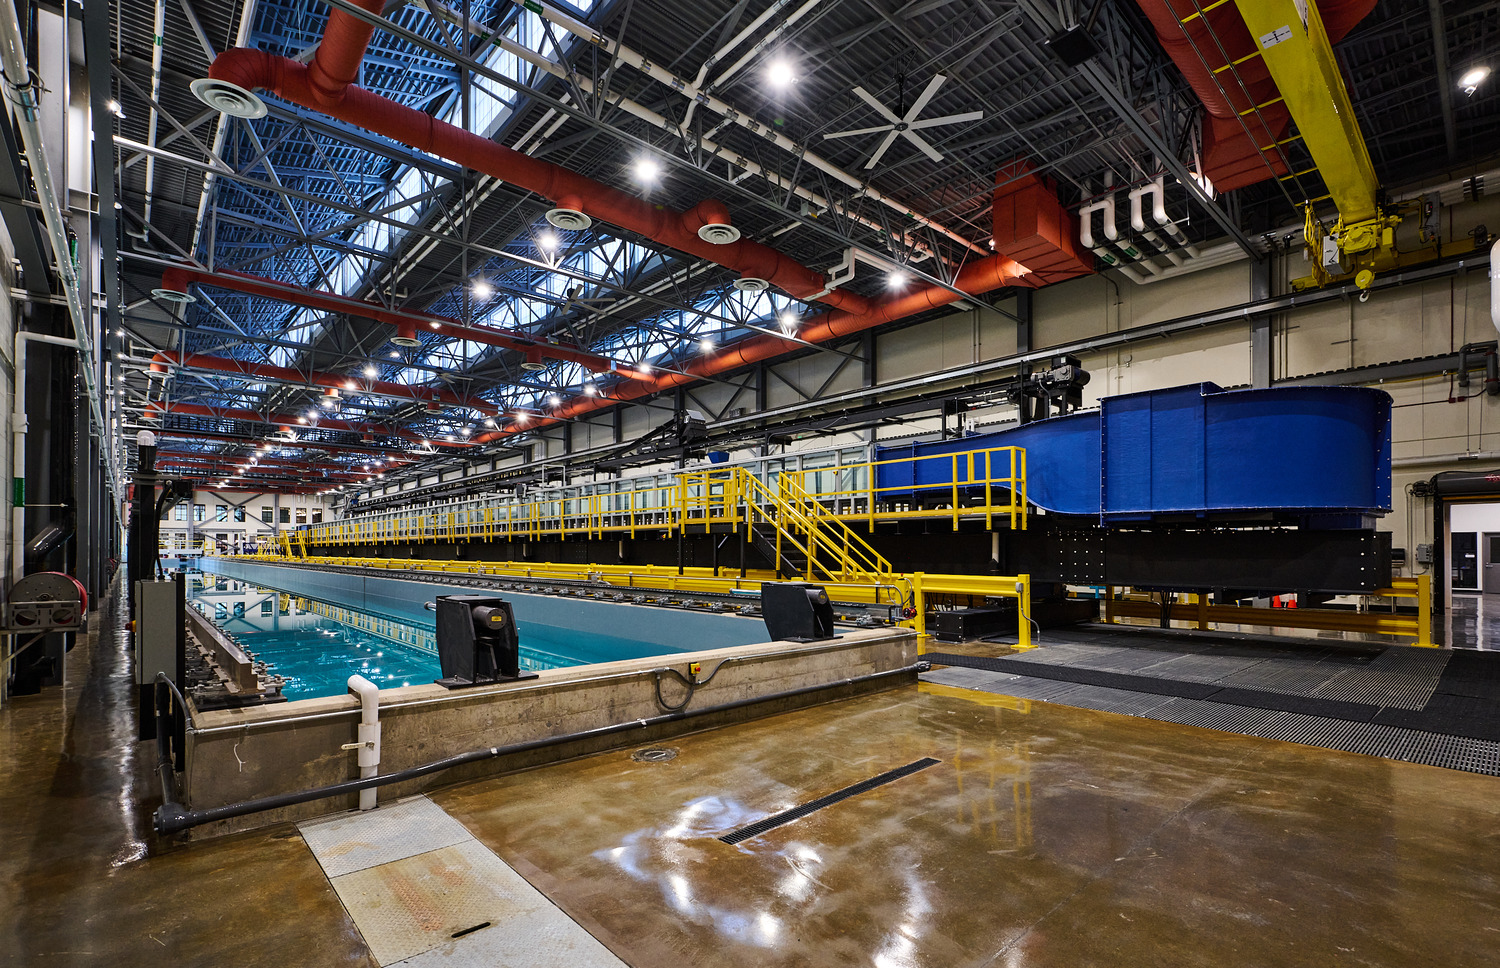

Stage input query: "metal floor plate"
[
  {"left": 300, "top": 796, "right": 474, "bottom": 878},
  {"left": 333, "top": 840, "right": 557, "bottom": 965},
  {"left": 302, "top": 797, "right": 628, "bottom": 967},
  {"left": 390, "top": 903, "right": 629, "bottom": 967}
]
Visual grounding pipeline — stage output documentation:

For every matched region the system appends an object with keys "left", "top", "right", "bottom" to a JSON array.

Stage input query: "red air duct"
[
  {"left": 1132, "top": 0, "right": 1376, "bottom": 192},
  {"left": 156, "top": 266, "right": 636, "bottom": 377},
  {"left": 191, "top": 17, "right": 1091, "bottom": 452},
  {"left": 155, "top": 452, "right": 390, "bottom": 477},
  {"left": 992, "top": 160, "right": 1094, "bottom": 285},
  {"left": 204, "top": 49, "right": 873, "bottom": 314},
  {"left": 149, "top": 427, "right": 418, "bottom": 460},
  {"left": 149, "top": 351, "right": 500, "bottom": 416},
  {"left": 144, "top": 401, "right": 472, "bottom": 448},
  {"left": 468, "top": 251, "right": 1030, "bottom": 444}
]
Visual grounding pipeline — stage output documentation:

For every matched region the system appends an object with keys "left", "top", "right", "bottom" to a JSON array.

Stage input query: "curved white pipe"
[
  {"left": 1491, "top": 237, "right": 1500, "bottom": 338},
  {"left": 347, "top": 674, "right": 381, "bottom": 811},
  {"left": 1128, "top": 179, "right": 1184, "bottom": 266}
]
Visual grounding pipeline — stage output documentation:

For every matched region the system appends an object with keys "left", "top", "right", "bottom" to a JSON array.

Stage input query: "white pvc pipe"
[
  {"left": 12, "top": 332, "right": 79, "bottom": 584},
  {"left": 1128, "top": 180, "right": 1184, "bottom": 266},
  {"left": 135, "top": 0, "right": 167, "bottom": 238},
  {"left": 704, "top": 0, "right": 826, "bottom": 92},
  {"left": 0, "top": 7, "right": 119, "bottom": 505},
  {"left": 680, "top": 0, "right": 800, "bottom": 131},
  {"left": 347, "top": 674, "right": 381, "bottom": 811},
  {"left": 1490, "top": 238, "right": 1500, "bottom": 338}
]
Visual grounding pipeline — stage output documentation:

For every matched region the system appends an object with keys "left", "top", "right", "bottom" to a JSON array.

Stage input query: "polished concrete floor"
[
  {"left": 5, "top": 583, "right": 1500, "bottom": 966},
  {"left": 1442, "top": 593, "right": 1500, "bottom": 650}
]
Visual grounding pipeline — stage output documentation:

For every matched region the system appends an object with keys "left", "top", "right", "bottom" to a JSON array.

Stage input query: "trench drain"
[{"left": 719, "top": 757, "right": 940, "bottom": 845}]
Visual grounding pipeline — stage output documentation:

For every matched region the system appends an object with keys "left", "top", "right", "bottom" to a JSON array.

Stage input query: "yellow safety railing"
[
  {"left": 1102, "top": 574, "right": 1434, "bottom": 647},
  {"left": 784, "top": 446, "right": 1028, "bottom": 532},
  {"left": 293, "top": 445, "right": 1028, "bottom": 550},
  {"left": 673, "top": 466, "right": 894, "bottom": 586},
  {"left": 908, "top": 572, "right": 1034, "bottom": 651},
  {"left": 217, "top": 552, "right": 1034, "bottom": 652}
]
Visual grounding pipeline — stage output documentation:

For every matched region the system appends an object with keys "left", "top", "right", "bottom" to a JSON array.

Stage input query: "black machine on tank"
[{"left": 433, "top": 595, "right": 537, "bottom": 688}]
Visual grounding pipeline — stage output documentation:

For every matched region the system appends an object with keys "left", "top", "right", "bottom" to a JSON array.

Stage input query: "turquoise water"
[{"left": 185, "top": 574, "right": 672, "bottom": 700}]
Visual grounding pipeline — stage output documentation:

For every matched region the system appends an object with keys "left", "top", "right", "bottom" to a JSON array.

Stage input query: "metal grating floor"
[
  {"left": 921, "top": 666, "right": 1500, "bottom": 777},
  {"left": 959, "top": 632, "right": 1450, "bottom": 710}
]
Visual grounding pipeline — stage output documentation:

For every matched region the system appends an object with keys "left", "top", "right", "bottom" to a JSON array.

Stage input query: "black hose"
[{"left": 153, "top": 660, "right": 929, "bottom": 835}]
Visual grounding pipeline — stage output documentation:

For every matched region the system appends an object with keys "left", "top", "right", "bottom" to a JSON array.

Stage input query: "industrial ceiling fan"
[{"left": 822, "top": 73, "right": 983, "bottom": 169}]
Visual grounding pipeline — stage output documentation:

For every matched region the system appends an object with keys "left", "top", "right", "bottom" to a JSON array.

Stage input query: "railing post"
[
  {"left": 912, "top": 572, "right": 926, "bottom": 646},
  {"left": 951, "top": 454, "right": 959, "bottom": 531},
  {"left": 1418, "top": 572, "right": 1434, "bottom": 647},
  {"left": 1016, "top": 573, "right": 1032, "bottom": 651}
]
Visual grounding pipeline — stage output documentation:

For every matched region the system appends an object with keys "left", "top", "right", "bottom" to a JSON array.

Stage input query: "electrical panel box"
[
  {"left": 1416, "top": 544, "right": 1434, "bottom": 565},
  {"left": 135, "top": 580, "right": 179, "bottom": 687}
]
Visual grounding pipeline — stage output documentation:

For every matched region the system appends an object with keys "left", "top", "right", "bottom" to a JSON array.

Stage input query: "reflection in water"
[{"left": 185, "top": 574, "right": 672, "bottom": 700}]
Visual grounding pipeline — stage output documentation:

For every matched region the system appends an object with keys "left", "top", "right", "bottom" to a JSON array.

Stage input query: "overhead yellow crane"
[{"left": 1233, "top": 0, "right": 1401, "bottom": 292}]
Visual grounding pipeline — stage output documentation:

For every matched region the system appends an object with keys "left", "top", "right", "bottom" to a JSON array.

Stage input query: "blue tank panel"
[
  {"left": 875, "top": 410, "right": 1102, "bottom": 515},
  {"left": 875, "top": 383, "right": 1392, "bottom": 522}
]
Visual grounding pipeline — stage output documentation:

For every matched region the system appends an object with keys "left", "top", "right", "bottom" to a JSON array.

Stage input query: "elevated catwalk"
[{"left": 924, "top": 629, "right": 1500, "bottom": 776}]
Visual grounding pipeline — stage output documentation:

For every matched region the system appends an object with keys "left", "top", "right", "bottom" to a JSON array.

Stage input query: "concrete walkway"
[{"left": 5, "top": 581, "right": 1500, "bottom": 966}]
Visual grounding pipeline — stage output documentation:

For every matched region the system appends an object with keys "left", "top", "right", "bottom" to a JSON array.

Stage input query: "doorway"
[{"left": 1452, "top": 531, "right": 1478, "bottom": 591}]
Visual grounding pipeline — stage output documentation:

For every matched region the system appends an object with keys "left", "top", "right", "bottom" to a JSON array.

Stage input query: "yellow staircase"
[{"left": 673, "top": 466, "right": 894, "bottom": 587}]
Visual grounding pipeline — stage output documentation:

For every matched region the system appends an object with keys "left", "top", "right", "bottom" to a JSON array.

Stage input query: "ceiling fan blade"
[
  {"left": 907, "top": 110, "right": 985, "bottom": 130},
  {"left": 852, "top": 85, "right": 903, "bottom": 124},
  {"left": 823, "top": 123, "right": 898, "bottom": 140},
  {"left": 863, "top": 129, "right": 901, "bottom": 169},
  {"left": 900, "top": 129, "right": 945, "bottom": 163},
  {"left": 903, "top": 74, "right": 948, "bottom": 122}
]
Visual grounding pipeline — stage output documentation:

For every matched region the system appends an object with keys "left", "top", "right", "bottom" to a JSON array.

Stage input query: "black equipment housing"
[
  {"left": 434, "top": 595, "right": 536, "bottom": 689},
  {"left": 761, "top": 582, "right": 839, "bottom": 642}
]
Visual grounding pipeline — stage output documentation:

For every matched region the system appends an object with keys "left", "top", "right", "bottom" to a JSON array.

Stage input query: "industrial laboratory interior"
[{"left": 5, "top": 0, "right": 1500, "bottom": 963}]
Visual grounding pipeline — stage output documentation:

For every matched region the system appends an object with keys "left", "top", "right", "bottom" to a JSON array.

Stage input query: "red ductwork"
[
  {"left": 144, "top": 401, "right": 474, "bottom": 448},
  {"left": 992, "top": 160, "right": 1093, "bottom": 285},
  {"left": 184, "top": 16, "right": 1100, "bottom": 460},
  {"left": 206, "top": 49, "right": 873, "bottom": 314},
  {"left": 150, "top": 351, "right": 500, "bottom": 416},
  {"left": 157, "top": 266, "right": 640, "bottom": 377},
  {"left": 150, "top": 427, "right": 419, "bottom": 460},
  {"left": 1133, "top": 0, "right": 1376, "bottom": 192},
  {"left": 465, "top": 250, "right": 1029, "bottom": 445},
  {"left": 156, "top": 452, "right": 393, "bottom": 477}
]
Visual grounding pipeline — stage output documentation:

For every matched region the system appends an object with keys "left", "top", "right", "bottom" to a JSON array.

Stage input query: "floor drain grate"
[
  {"left": 632, "top": 747, "right": 678, "bottom": 763},
  {"left": 719, "top": 757, "right": 940, "bottom": 845}
]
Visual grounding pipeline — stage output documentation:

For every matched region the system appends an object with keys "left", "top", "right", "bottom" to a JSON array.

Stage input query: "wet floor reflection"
[{"left": 439, "top": 682, "right": 1500, "bottom": 968}]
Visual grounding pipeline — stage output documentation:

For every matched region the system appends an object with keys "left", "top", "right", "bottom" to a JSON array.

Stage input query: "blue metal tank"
[{"left": 875, "top": 382, "right": 1391, "bottom": 524}]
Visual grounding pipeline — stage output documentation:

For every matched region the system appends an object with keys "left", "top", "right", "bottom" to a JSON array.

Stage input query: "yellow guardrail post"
[
  {"left": 1417, "top": 572, "right": 1433, "bottom": 647},
  {"left": 912, "top": 571, "right": 926, "bottom": 646},
  {"left": 1015, "top": 573, "right": 1033, "bottom": 651}
]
